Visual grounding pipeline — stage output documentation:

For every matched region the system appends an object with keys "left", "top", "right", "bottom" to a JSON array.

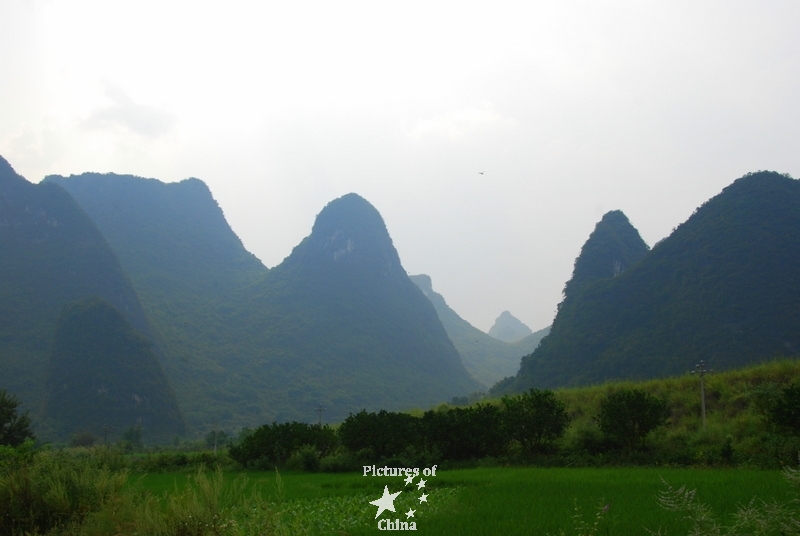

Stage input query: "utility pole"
[
  {"left": 691, "top": 361, "right": 712, "bottom": 431},
  {"left": 213, "top": 421, "right": 218, "bottom": 455},
  {"left": 315, "top": 404, "right": 325, "bottom": 426}
]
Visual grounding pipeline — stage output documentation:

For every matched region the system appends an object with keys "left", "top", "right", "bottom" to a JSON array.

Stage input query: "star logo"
[
  {"left": 406, "top": 508, "right": 415, "bottom": 518},
  {"left": 419, "top": 492, "right": 428, "bottom": 504},
  {"left": 417, "top": 478, "right": 426, "bottom": 490},
  {"left": 369, "top": 485, "right": 402, "bottom": 518},
  {"left": 404, "top": 474, "right": 414, "bottom": 486}
]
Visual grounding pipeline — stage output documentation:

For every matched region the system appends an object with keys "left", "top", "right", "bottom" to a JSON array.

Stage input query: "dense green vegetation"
[
  {"left": 2, "top": 358, "right": 800, "bottom": 534},
  {"left": 561, "top": 209, "right": 649, "bottom": 300},
  {"left": 410, "top": 274, "right": 549, "bottom": 387},
  {"left": 45, "top": 297, "right": 184, "bottom": 440},
  {"left": 501, "top": 171, "right": 800, "bottom": 393},
  {"left": 0, "top": 390, "right": 34, "bottom": 447}
]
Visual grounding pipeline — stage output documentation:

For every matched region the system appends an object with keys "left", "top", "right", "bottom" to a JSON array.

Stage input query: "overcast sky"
[{"left": 2, "top": 1, "right": 799, "bottom": 332}]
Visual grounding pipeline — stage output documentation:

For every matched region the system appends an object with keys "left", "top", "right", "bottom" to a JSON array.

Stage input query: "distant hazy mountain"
[
  {"left": 495, "top": 172, "right": 800, "bottom": 393},
  {"left": 0, "top": 157, "right": 153, "bottom": 428},
  {"left": 47, "top": 173, "right": 481, "bottom": 426},
  {"left": 45, "top": 297, "right": 184, "bottom": 439},
  {"left": 410, "top": 274, "right": 549, "bottom": 386},
  {"left": 488, "top": 311, "right": 533, "bottom": 343}
]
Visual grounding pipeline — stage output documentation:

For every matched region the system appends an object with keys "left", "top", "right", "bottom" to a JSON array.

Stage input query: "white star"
[
  {"left": 404, "top": 475, "right": 414, "bottom": 486},
  {"left": 419, "top": 492, "right": 428, "bottom": 504},
  {"left": 417, "top": 479, "right": 426, "bottom": 490},
  {"left": 406, "top": 508, "right": 416, "bottom": 518},
  {"left": 369, "top": 486, "right": 402, "bottom": 518}
]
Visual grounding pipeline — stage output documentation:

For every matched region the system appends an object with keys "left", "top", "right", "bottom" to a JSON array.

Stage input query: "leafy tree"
[
  {"left": 229, "top": 422, "right": 338, "bottom": 468},
  {"left": 0, "top": 389, "right": 35, "bottom": 447},
  {"left": 338, "top": 410, "right": 419, "bottom": 460},
  {"left": 121, "top": 425, "right": 143, "bottom": 452},
  {"left": 769, "top": 383, "right": 800, "bottom": 435},
  {"left": 596, "top": 389, "right": 669, "bottom": 451},
  {"left": 501, "top": 389, "right": 570, "bottom": 454},
  {"left": 420, "top": 404, "right": 506, "bottom": 461},
  {"left": 205, "top": 430, "right": 230, "bottom": 449}
]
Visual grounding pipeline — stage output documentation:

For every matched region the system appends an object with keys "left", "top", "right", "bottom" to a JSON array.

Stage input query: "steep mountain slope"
[
  {"left": 562, "top": 210, "right": 650, "bottom": 299},
  {"left": 45, "top": 297, "right": 184, "bottom": 439},
  {"left": 488, "top": 311, "right": 533, "bottom": 343},
  {"left": 46, "top": 172, "right": 267, "bottom": 429},
  {"left": 498, "top": 172, "right": 800, "bottom": 393},
  {"left": 410, "top": 274, "right": 549, "bottom": 386},
  {"left": 241, "top": 194, "right": 483, "bottom": 421},
  {"left": 0, "top": 157, "right": 153, "bottom": 423}
]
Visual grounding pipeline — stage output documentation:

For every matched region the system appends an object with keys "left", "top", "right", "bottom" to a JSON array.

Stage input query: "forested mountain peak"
[
  {"left": 0, "top": 155, "right": 25, "bottom": 186},
  {"left": 562, "top": 210, "right": 649, "bottom": 299},
  {"left": 287, "top": 193, "right": 403, "bottom": 278},
  {"left": 496, "top": 170, "right": 800, "bottom": 394}
]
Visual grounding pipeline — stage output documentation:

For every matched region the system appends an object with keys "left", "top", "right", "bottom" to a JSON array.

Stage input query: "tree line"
[{"left": 228, "top": 388, "right": 674, "bottom": 469}]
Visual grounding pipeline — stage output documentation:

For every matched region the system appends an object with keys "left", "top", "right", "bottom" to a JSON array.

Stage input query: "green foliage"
[
  {"left": 0, "top": 448, "right": 128, "bottom": 535},
  {"left": 769, "top": 383, "right": 800, "bottom": 436},
  {"left": 228, "top": 422, "right": 338, "bottom": 469},
  {"left": 596, "top": 389, "right": 669, "bottom": 451},
  {"left": 421, "top": 404, "right": 507, "bottom": 461},
  {"left": 205, "top": 429, "right": 231, "bottom": 449},
  {"left": 502, "top": 388, "right": 571, "bottom": 454},
  {"left": 338, "top": 410, "right": 419, "bottom": 461},
  {"left": 121, "top": 426, "right": 144, "bottom": 453},
  {"left": 0, "top": 390, "right": 34, "bottom": 447}
]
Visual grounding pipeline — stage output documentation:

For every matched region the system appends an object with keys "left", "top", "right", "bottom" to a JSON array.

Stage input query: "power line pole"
[
  {"left": 315, "top": 404, "right": 325, "bottom": 426},
  {"left": 691, "top": 360, "right": 712, "bottom": 431}
]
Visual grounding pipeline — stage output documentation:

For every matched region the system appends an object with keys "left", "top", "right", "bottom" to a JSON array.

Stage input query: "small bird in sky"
[{"left": 478, "top": 171, "right": 484, "bottom": 175}]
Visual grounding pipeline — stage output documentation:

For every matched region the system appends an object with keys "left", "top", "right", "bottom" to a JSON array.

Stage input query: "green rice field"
[{"left": 135, "top": 466, "right": 792, "bottom": 535}]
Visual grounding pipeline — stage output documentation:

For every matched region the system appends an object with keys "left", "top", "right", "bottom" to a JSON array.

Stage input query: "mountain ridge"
[{"left": 497, "top": 171, "right": 800, "bottom": 394}]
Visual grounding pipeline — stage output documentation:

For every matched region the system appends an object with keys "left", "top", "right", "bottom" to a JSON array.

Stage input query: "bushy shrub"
[
  {"left": 770, "top": 383, "right": 800, "bottom": 435},
  {"left": 229, "top": 421, "right": 338, "bottom": 468},
  {"left": 596, "top": 389, "right": 669, "bottom": 451},
  {"left": 319, "top": 450, "right": 360, "bottom": 472},
  {"left": 502, "top": 389, "right": 570, "bottom": 455},
  {"left": 0, "top": 448, "right": 127, "bottom": 535}
]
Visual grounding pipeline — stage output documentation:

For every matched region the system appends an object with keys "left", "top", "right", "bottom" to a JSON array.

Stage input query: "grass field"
[{"left": 134, "top": 466, "right": 792, "bottom": 535}]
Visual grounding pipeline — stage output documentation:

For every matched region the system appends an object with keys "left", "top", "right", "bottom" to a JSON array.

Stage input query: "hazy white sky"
[{"left": 2, "top": 0, "right": 799, "bottom": 332}]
